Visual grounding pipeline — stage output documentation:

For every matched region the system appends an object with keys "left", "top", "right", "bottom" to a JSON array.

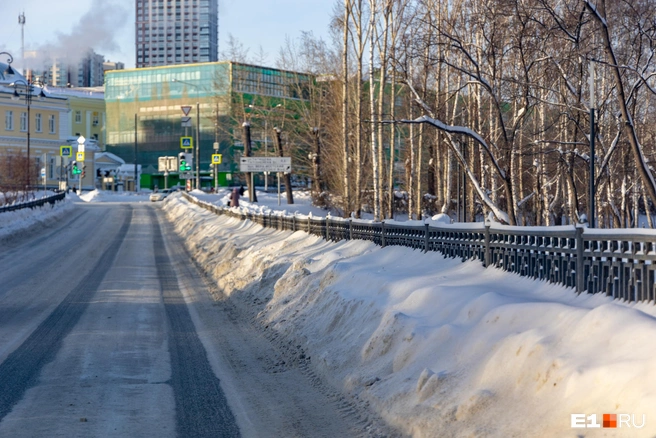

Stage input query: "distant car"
[{"left": 150, "top": 188, "right": 171, "bottom": 202}]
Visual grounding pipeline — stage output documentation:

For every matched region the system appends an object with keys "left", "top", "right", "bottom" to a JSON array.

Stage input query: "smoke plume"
[{"left": 25, "top": 0, "right": 129, "bottom": 70}]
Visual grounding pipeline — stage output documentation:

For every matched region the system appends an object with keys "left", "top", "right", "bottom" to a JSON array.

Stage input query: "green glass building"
[{"left": 104, "top": 61, "right": 311, "bottom": 189}]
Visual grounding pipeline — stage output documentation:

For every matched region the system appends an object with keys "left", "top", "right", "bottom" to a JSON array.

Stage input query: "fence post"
[
  {"left": 424, "top": 223, "right": 429, "bottom": 253},
  {"left": 575, "top": 226, "right": 584, "bottom": 293},
  {"left": 381, "top": 221, "right": 386, "bottom": 248},
  {"left": 292, "top": 214, "right": 296, "bottom": 232},
  {"left": 484, "top": 224, "right": 491, "bottom": 268},
  {"left": 349, "top": 218, "right": 353, "bottom": 241},
  {"left": 324, "top": 218, "right": 329, "bottom": 241}
]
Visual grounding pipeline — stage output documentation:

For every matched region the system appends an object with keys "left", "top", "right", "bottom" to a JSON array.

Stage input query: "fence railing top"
[
  {"left": 0, "top": 192, "right": 66, "bottom": 213},
  {"left": 180, "top": 193, "right": 656, "bottom": 241},
  {"left": 583, "top": 227, "right": 656, "bottom": 241}
]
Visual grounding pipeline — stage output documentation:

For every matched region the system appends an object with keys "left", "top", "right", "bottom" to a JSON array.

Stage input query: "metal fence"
[
  {"left": 183, "top": 192, "right": 656, "bottom": 304},
  {"left": 0, "top": 192, "right": 66, "bottom": 214}
]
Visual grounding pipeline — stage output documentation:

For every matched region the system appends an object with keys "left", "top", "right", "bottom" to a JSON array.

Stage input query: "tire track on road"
[
  {"left": 0, "top": 210, "right": 91, "bottom": 293},
  {"left": 150, "top": 209, "right": 241, "bottom": 438},
  {"left": 0, "top": 206, "right": 133, "bottom": 423}
]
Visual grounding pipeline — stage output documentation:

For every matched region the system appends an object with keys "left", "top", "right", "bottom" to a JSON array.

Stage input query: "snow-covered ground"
[
  {"left": 5, "top": 188, "right": 656, "bottom": 436},
  {"left": 162, "top": 190, "right": 656, "bottom": 437},
  {"left": 0, "top": 192, "right": 76, "bottom": 242}
]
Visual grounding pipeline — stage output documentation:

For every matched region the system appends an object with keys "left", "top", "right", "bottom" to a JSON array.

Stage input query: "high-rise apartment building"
[
  {"left": 35, "top": 50, "right": 107, "bottom": 88},
  {"left": 135, "top": 0, "right": 218, "bottom": 68}
]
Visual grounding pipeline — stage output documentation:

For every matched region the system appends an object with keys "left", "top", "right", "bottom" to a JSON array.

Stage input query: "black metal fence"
[
  {"left": 183, "top": 192, "right": 656, "bottom": 304},
  {"left": 0, "top": 192, "right": 66, "bottom": 214}
]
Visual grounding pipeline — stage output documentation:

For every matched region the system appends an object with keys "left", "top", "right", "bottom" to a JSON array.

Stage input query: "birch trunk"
[{"left": 342, "top": 0, "right": 351, "bottom": 216}]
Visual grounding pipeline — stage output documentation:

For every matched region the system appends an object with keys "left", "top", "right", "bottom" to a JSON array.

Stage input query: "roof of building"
[
  {"left": 96, "top": 152, "right": 126, "bottom": 165},
  {"left": 44, "top": 86, "right": 104, "bottom": 99},
  {"left": 0, "top": 61, "right": 26, "bottom": 84}
]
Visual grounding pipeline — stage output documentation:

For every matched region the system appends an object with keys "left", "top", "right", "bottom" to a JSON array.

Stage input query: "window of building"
[
  {"left": 92, "top": 113, "right": 100, "bottom": 126},
  {"left": 75, "top": 110, "right": 82, "bottom": 123},
  {"left": 20, "top": 112, "right": 27, "bottom": 131},
  {"left": 5, "top": 110, "right": 13, "bottom": 131},
  {"left": 49, "top": 115, "right": 56, "bottom": 133},
  {"left": 35, "top": 113, "right": 42, "bottom": 132}
]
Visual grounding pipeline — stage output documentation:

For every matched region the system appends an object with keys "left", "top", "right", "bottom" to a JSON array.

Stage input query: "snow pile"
[
  {"left": 0, "top": 194, "right": 76, "bottom": 241},
  {"left": 193, "top": 188, "right": 334, "bottom": 217},
  {"left": 79, "top": 189, "right": 150, "bottom": 203},
  {"left": 164, "top": 192, "right": 656, "bottom": 437}
]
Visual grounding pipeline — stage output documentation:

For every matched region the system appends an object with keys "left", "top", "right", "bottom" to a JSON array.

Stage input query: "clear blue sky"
[{"left": 0, "top": 0, "right": 334, "bottom": 70}]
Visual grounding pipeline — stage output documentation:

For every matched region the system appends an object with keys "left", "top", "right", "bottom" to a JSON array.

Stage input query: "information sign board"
[{"left": 239, "top": 157, "right": 291, "bottom": 173}]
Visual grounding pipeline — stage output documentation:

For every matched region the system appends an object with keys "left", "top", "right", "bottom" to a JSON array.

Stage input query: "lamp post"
[
  {"left": 172, "top": 78, "right": 201, "bottom": 190},
  {"left": 117, "top": 89, "right": 139, "bottom": 192},
  {"left": 134, "top": 113, "right": 139, "bottom": 192},
  {"left": 589, "top": 60, "right": 596, "bottom": 228},
  {"left": 10, "top": 77, "right": 46, "bottom": 192},
  {"left": 0, "top": 52, "right": 16, "bottom": 75}
]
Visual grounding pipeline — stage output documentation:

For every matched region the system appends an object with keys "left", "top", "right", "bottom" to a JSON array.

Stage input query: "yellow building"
[
  {"left": 50, "top": 86, "right": 105, "bottom": 147},
  {"left": 0, "top": 60, "right": 106, "bottom": 190}
]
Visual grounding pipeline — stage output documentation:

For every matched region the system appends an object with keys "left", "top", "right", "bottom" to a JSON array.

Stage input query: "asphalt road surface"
[{"left": 0, "top": 201, "right": 388, "bottom": 438}]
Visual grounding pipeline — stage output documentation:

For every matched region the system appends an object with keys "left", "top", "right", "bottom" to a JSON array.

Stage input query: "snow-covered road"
[{"left": 0, "top": 197, "right": 393, "bottom": 437}]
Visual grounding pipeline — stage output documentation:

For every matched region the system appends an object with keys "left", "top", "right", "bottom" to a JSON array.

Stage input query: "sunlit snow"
[{"left": 4, "top": 188, "right": 656, "bottom": 436}]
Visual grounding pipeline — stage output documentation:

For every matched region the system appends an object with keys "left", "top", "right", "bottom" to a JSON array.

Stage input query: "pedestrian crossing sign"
[
  {"left": 180, "top": 136, "right": 193, "bottom": 149},
  {"left": 211, "top": 154, "right": 222, "bottom": 164},
  {"left": 60, "top": 145, "right": 72, "bottom": 157}
]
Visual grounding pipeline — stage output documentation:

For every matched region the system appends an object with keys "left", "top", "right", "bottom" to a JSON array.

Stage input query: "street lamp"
[
  {"left": 10, "top": 77, "right": 46, "bottom": 191},
  {"left": 589, "top": 60, "right": 596, "bottom": 228},
  {"left": 172, "top": 78, "right": 201, "bottom": 190},
  {"left": 0, "top": 51, "right": 16, "bottom": 76}
]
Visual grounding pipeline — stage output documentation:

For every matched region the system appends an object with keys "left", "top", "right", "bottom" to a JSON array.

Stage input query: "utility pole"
[
  {"left": 134, "top": 114, "right": 138, "bottom": 192},
  {"left": 242, "top": 122, "right": 257, "bottom": 202},
  {"left": 589, "top": 61, "right": 596, "bottom": 228},
  {"left": 19, "top": 13, "right": 25, "bottom": 75},
  {"left": 195, "top": 101, "right": 200, "bottom": 190}
]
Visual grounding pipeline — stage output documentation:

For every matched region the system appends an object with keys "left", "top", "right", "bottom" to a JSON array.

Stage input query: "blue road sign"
[
  {"left": 180, "top": 136, "right": 193, "bottom": 149},
  {"left": 60, "top": 145, "right": 73, "bottom": 157}
]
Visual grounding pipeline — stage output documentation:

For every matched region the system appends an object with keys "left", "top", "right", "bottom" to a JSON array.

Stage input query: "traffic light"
[
  {"left": 71, "top": 161, "right": 81, "bottom": 175},
  {"left": 178, "top": 152, "right": 192, "bottom": 172},
  {"left": 81, "top": 165, "right": 86, "bottom": 178}
]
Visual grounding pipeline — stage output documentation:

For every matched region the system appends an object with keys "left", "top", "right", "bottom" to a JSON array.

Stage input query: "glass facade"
[
  {"left": 232, "top": 64, "right": 311, "bottom": 100},
  {"left": 105, "top": 62, "right": 312, "bottom": 180}
]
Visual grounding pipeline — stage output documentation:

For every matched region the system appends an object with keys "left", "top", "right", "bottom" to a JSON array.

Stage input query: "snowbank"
[
  {"left": 0, "top": 195, "right": 76, "bottom": 241},
  {"left": 163, "top": 193, "right": 656, "bottom": 437}
]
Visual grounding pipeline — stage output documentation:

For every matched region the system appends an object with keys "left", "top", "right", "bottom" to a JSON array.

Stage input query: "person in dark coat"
[
  {"left": 230, "top": 187, "right": 240, "bottom": 207},
  {"left": 238, "top": 185, "right": 245, "bottom": 196}
]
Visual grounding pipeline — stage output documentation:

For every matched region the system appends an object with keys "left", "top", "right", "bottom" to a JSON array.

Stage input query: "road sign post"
[{"left": 239, "top": 157, "right": 292, "bottom": 205}]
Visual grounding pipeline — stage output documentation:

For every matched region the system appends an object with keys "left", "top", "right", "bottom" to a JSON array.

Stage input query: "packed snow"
[{"left": 5, "top": 188, "right": 656, "bottom": 436}]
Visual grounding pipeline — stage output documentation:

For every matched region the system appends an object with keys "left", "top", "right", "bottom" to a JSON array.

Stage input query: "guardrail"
[
  {"left": 182, "top": 192, "right": 656, "bottom": 304},
  {"left": 0, "top": 192, "right": 66, "bottom": 214}
]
